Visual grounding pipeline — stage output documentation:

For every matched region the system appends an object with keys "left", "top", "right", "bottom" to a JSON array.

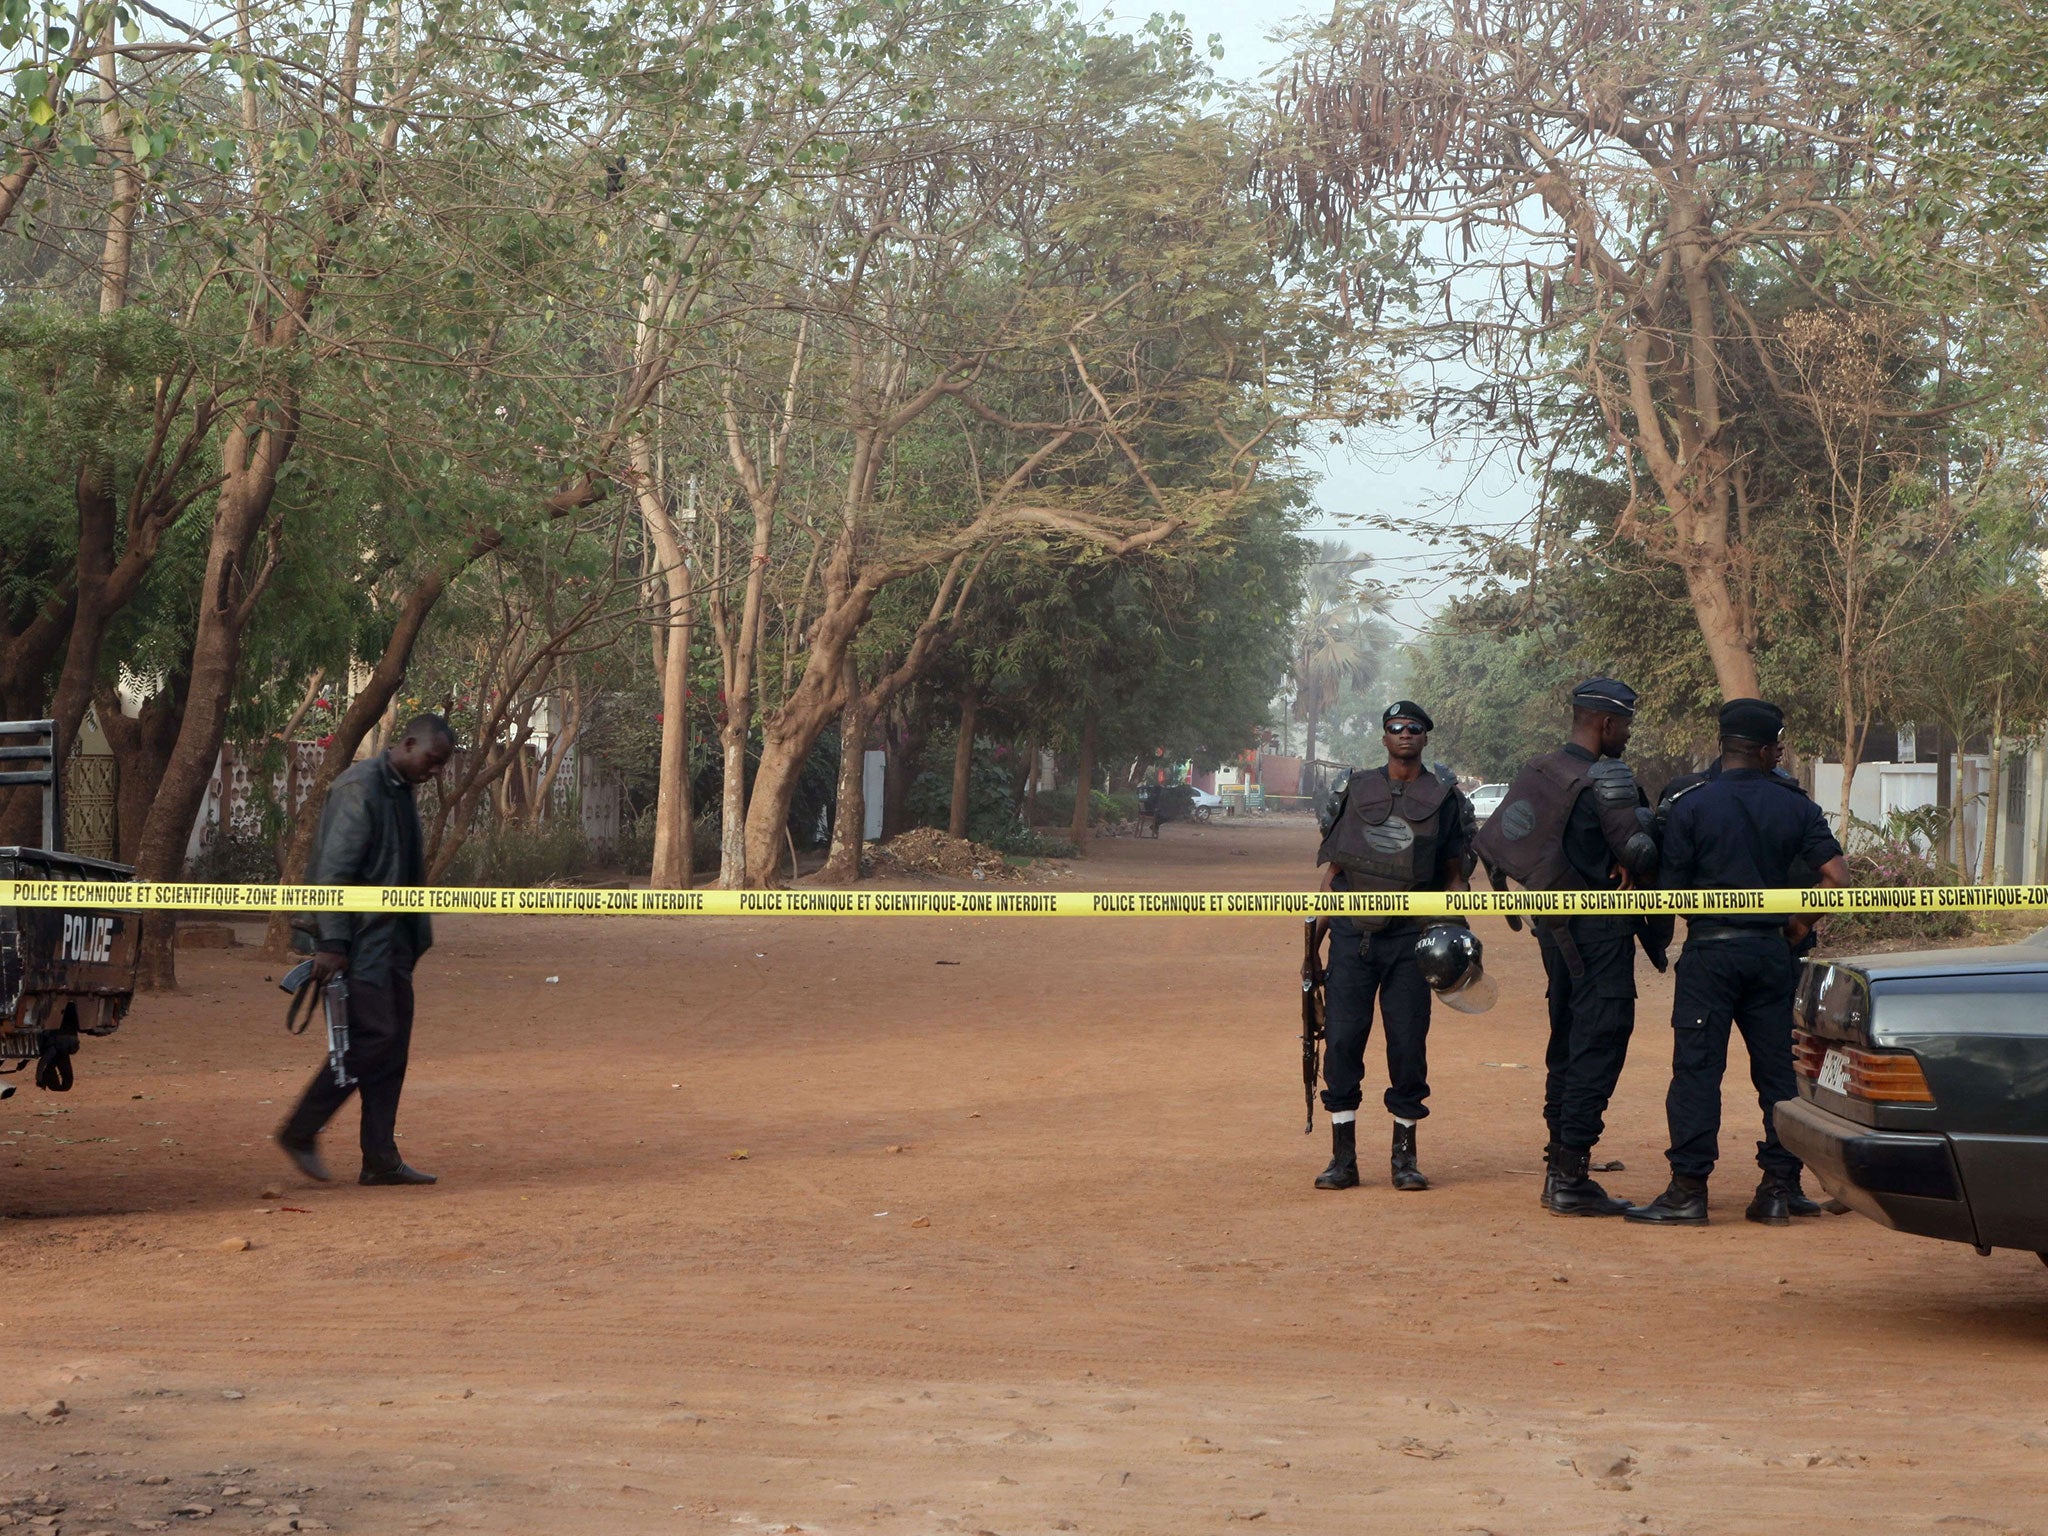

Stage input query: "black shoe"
[
  {"left": 1545, "top": 1146, "right": 1629, "bottom": 1217},
  {"left": 1781, "top": 1177, "right": 1824, "bottom": 1218},
  {"left": 276, "top": 1134, "right": 330, "bottom": 1183},
  {"left": 1391, "top": 1122, "right": 1429, "bottom": 1192},
  {"left": 1315, "top": 1121, "right": 1359, "bottom": 1190},
  {"left": 359, "top": 1161, "right": 438, "bottom": 1186},
  {"left": 1626, "top": 1174, "right": 1710, "bottom": 1225},
  {"left": 1745, "top": 1177, "right": 1793, "bottom": 1226},
  {"left": 1539, "top": 1141, "right": 1559, "bottom": 1206}
]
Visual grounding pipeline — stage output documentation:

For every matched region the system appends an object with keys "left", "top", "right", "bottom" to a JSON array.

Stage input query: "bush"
[
  {"left": 442, "top": 819, "right": 612, "bottom": 888},
  {"left": 617, "top": 806, "right": 721, "bottom": 877},
  {"left": 186, "top": 824, "right": 280, "bottom": 883},
  {"left": 1029, "top": 785, "right": 1126, "bottom": 829},
  {"left": 1823, "top": 831, "right": 1972, "bottom": 948}
]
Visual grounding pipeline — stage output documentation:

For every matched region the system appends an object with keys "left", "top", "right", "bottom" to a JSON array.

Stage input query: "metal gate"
[{"left": 65, "top": 752, "right": 117, "bottom": 859}]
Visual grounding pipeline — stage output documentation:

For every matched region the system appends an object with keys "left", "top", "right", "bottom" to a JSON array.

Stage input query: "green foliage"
[
  {"left": 1406, "top": 630, "right": 1572, "bottom": 783},
  {"left": 441, "top": 820, "right": 622, "bottom": 888},
  {"left": 1823, "top": 818, "right": 1972, "bottom": 946}
]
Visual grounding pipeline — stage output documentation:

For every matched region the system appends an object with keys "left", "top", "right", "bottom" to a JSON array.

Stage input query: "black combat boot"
[
  {"left": 1390, "top": 1122, "right": 1429, "bottom": 1192},
  {"left": 1539, "top": 1141, "right": 1559, "bottom": 1207},
  {"left": 1544, "top": 1146, "right": 1629, "bottom": 1217},
  {"left": 1780, "top": 1174, "right": 1824, "bottom": 1217},
  {"left": 1745, "top": 1176, "right": 1796, "bottom": 1226},
  {"left": 1625, "top": 1173, "right": 1710, "bottom": 1225},
  {"left": 1315, "top": 1120, "right": 1360, "bottom": 1190}
]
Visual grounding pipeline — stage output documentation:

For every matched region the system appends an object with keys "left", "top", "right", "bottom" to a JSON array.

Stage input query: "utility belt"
[{"left": 1681, "top": 920, "right": 1795, "bottom": 947}]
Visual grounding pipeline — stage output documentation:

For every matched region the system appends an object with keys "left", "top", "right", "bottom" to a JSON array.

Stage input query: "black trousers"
[
  {"left": 281, "top": 968, "right": 415, "bottom": 1169},
  {"left": 1320, "top": 925, "right": 1431, "bottom": 1120},
  {"left": 1538, "top": 919, "right": 1636, "bottom": 1152},
  {"left": 1664, "top": 930, "right": 1801, "bottom": 1182}
]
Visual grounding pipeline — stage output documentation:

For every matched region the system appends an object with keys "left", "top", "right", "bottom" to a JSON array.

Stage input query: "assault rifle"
[
  {"left": 1300, "top": 917, "right": 1325, "bottom": 1134},
  {"left": 281, "top": 958, "right": 354, "bottom": 1089}
]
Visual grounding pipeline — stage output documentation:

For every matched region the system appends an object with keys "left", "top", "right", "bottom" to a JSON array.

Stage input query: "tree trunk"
[
  {"left": 1981, "top": 693, "right": 2006, "bottom": 887},
  {"left": 649, "top": 591, "right": 695, "bottom": 887},
  {"left": 1838, "top": 711, "right": 1863, "bottom": 839},
  {"left": 130, "top": 433, "right": 289, "bottom": 990},
  {"left": 1677, "top": 553, "right": 1762, "bottom": 699},
  {"left": 1303, "top": 695, "right": 1320, "bottom": 769},
  {"left": 530, "top": 689, "right": 583, "bottom": 826},
  {"left": 948, "top": 685, "right": 979, "bottom": 840},
  {"left": 882, "top": 705, "right": 921, "bottom": 839},
  {"left": 1954, "top": 739, "right": 1969, "bottom": 877},
  {"left": 718, "top": 714, "right": 750, "bottom": 888},
  {"left": 0, "top": 481, "right": 124, "bottom": 846},
  {"left": 95, "top": 672, "right": 188, "bottom": 866},
  {"left": 1023, "top": 740, "right": 1039, "bottom": 823},
  {"left": 820, "top": 654, "right": 867, "bottom": 884},
  {"left": 739, "top": 726, "right": 816, "bottom": 884},
  {"left": 1070, "top": 703, "right": 1098, "bottom": 851},
  {"left": 631, "top": 432, "right": 696, "bottom": 890}
]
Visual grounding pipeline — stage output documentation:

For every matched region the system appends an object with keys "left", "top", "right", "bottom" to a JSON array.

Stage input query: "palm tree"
[{"left": 1291, "top": 540, "right": 1388, "bottom": 765}]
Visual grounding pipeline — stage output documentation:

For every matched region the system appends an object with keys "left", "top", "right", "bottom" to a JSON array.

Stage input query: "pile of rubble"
[{"left": 866, "top": 828, "right": 1029, "bottom": 883}]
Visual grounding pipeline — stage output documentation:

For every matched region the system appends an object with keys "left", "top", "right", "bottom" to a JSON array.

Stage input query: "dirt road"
[{"left": 4, "top": 819, "right": 2046, "bottom": 1536}]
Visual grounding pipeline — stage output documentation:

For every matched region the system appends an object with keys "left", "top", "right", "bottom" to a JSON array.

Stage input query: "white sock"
[
  {"left": 1330, "top": 1110, "right": 1357, "bottom": 1125},
  {"left": 1394, "top": 1116, "right": 1416, "bottom": 1128}
]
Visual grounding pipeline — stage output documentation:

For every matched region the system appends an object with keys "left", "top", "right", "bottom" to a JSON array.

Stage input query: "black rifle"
[
  {"left": 281, "top": 959, "right": 355, "bottom": 1089},
  {"left": 1301, "top": 917, "right": 1326, "bottom": 1134}
]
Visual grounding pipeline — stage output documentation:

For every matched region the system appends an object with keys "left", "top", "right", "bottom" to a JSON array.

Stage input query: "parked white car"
[{"left": 1468, "top": 782, "right": 1509, "bottom": 822}]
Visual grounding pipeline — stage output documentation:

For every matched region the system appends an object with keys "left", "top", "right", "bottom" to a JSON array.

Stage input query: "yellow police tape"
[{"left": 4, "top": 879, "right": 2048, "bottom": 919}]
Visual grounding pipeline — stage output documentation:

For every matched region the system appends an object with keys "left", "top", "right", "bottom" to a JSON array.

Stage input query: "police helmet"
[{"left": 1413, "top": 924, "right": 1497, "bottom": 1014}]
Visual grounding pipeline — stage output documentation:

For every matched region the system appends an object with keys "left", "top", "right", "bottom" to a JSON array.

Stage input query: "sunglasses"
[{"left": 1385, "top": 721, "right": 1428, "bottom": 736}]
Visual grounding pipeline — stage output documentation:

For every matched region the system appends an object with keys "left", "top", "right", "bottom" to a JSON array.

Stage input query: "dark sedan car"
[{"left": 1776, "top": 937, "right": 2048, "bottom": 1262}]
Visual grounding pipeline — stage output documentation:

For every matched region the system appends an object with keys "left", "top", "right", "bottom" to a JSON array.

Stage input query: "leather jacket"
[{"left": 310, "top": 753, "right": 432, "bottom": 986}]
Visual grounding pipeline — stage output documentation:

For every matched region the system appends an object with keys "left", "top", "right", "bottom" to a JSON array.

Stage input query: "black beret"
[
  {"left": 1719, "top": 697, "right": 1785, "bottom": 743},
  {"left": 1571, "top": 677, "right": 1638, "bottom": 717},
  {"left": 1382, "top": 700, "right": 1434, "bottom": 731}
]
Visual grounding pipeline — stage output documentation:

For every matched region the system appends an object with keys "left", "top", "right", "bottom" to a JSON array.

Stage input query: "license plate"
[{"left": 1817, "top": 1048, "right": 1852, "bottom": 1096}]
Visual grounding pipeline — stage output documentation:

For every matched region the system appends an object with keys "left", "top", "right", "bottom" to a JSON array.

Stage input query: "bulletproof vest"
[
  {"left": 1475, "top": 747, "right": 1645, "bottom": 891},
  {"left": 1317, "top": 768, "right": 1450, "bottom": 890}
]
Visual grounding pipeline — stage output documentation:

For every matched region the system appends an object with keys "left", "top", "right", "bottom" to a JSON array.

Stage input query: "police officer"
[
  {"left": 1627, "top": 699, "right": 1850, "bottom": 1226},
  {"left": 1475, "top": 678, "right": 1661, "bottom": 1216},
  {"left": 1655, "top": 736, "right": 1821, "bottom": 958},
  {"left": 1309, "top": 701, "right": 1474, "bottom": 1192}
]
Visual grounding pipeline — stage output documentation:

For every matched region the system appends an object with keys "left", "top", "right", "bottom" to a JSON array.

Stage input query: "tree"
[
  {"left": 1265, "top": 0, "right": 2011, "bottom": 700},
  {"left": 682, "top": 11, "right": 1376, "bottom": 884},
  {"left": 1288, "top": 539, "right": 1388, "bottom": 765}
]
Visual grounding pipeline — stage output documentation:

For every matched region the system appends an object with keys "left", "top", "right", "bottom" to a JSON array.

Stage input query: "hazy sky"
[{"left": 1103, "top": 0, "right": 1533, "bottom": 642}]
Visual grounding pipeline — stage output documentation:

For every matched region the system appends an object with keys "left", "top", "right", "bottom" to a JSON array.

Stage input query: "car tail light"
[
  {"left": 1848, "top": 1052, "right": 1936, "bottom": 1104},
  {"left": 1793, "top": 1029, "right": 1936, "bottom": 1104}
]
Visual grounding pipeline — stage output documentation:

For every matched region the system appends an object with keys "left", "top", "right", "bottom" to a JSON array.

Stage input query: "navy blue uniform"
[
  {"left": 1659, "top": 770, "right": 1843, "bottom": 1181},
  {"left": 1538, "top": 743, "right": 1639, "bottom": 1155},
  {"left": 1321, "top": 772, "right": 1472, "bottom": 1121}
]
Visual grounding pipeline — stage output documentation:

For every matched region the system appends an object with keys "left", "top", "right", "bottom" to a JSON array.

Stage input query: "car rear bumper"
[{"left": 1773, "top": 1096, "right": 1978, "bottom": 1247}]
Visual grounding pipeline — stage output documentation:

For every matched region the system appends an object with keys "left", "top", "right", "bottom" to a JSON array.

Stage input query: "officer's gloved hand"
[{"left": 1636, "top": 916, "right": 1673, "bottom": 973}]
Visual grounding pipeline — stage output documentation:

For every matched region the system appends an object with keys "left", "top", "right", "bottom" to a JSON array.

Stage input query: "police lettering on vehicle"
[{"left": 59, "top": 913, "right": 116, "bottom": 964}]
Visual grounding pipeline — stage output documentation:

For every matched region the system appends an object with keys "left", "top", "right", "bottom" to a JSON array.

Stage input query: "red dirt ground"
[{"left": 4, "top": 817, "right": 2047, "bottom": 1536}]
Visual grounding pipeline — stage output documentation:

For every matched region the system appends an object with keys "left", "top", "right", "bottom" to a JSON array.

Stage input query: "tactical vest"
[
  {"left": 1475, "top": 747, "right": 1644, "bottom": 892},
  {"left": 1317, "top": 768, "right": 1450, "bottom": 890}
]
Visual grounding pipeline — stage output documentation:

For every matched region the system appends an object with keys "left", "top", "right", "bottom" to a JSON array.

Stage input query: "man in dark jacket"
[{"left": 276, "top": 714, "right": 455, "bottom": 1186}]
